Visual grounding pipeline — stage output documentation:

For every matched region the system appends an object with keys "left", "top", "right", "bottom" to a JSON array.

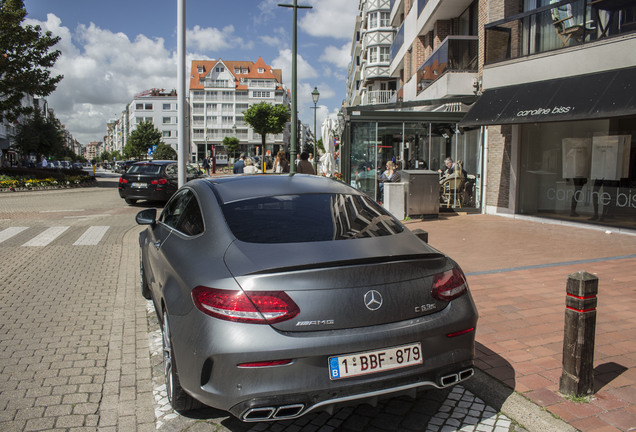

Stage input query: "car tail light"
[
  {"left": 431, "top": 268, "right": 468, "bottom": 301},
  {"left": 192, "top": 287, "right": 300, "bottom": 324},
  {"left": 151, "top": 178, "right": 167, "bottom": 185},
  {"left": 119, "top": 177, "right": 127, "bottom": 184}
]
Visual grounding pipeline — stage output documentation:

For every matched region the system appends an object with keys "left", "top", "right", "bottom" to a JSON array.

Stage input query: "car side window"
[
  {"left": 175, "top": 194, "right": 204, "bottom": 236},
  {"left": 160, "top": 189, "right": 190, "bottom": 229}
]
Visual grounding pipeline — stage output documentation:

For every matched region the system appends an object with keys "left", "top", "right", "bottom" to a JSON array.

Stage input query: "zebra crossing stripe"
[
  {"left": 73, "top": 226, "right": 109, "bottom": 246},
  {"left": 22, "top": 226, "right": 70, "bottom": 247},
  {"left": 0, "top": 227, "right": 28, "bottom": 244}
]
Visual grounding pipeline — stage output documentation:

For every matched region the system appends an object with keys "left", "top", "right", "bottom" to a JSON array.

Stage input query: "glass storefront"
[
  {"left": 518, "top": 116, "right": 636, "bottom": 230},
  {"left": 346, "top": 115, "right": 481, "bottom": 210}
]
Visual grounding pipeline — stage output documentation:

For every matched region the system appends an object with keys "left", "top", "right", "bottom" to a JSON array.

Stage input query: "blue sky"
[{"left": 23, "top": 0, "right": 358, "bottom": 144}]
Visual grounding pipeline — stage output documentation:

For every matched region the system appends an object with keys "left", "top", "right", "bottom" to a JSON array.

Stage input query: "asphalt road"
[{"left": 0, "top": 170, "right": 522, "bottom": 432}]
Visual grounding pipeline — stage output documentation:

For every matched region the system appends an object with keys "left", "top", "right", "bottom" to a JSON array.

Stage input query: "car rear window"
[
  {"left": 128, "top": 164, "right": 162, "bottom": 175},
  {"left": 222, "top": 194, "right": 403, "bottom": 243}
]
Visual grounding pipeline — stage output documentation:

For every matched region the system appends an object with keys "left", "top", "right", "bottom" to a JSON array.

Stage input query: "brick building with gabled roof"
[{"left": 189, "top": 57, "right": 290, "bottom": 164}]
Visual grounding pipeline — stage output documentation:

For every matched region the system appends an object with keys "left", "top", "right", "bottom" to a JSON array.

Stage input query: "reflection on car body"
[{"left": 136, "top": 174, "right": 478, "bottom": 421}]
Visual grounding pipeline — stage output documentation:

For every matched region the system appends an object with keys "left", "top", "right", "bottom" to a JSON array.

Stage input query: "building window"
[
  {"left": 216, "top": 67, "right": 224, "bottom": 72},
  {"left": 163, "top": 103, "right": 171, "bottom": 110},
  {"left": 162, "top": 131, "right": 171, "bottom": 138},
  {"left": 253, "top": 91, "right": 271, "bottom": 98},
  {"left": 145, "top": 103, "right": 153, "bottom": 110},
  {"left": 258, "top": 68, "right": 265, "bottom": 73},
  {"left": 163, "top": 117, "right": 172, "bottom": 124},
  {"left": 380, "top": 12, "right": 390, "bottom": 27},
  {"left": 197, "top": 66, "right": 204, "bottom": 74},
  {"left": 234, "top": 67, "right": 241, "bottom": 74},
  {"left": 369, "top": 47, "right": 378, "bottom": 63},
  {"left": 380, "top": 46, "right": 390, "bottom": 62},
  {"left": 369, "top": 12, "right": 378, "bottom": 29}
]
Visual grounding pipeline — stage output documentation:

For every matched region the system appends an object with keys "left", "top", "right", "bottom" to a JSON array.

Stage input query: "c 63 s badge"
[
  {"left": 415, "top": 304, "right": 437, "bottom": 313},
  {"left": 296, "top": 320, "right": 335, "bottom": 327}
]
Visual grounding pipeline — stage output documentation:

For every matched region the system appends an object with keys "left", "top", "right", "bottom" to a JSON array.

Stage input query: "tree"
[
  {"left": 15, "top": 107, "right": 64, "bottom": 158},
  {"left": 153, "top": 142, "right": 177, "bottom": 160},
  {"left": 243, "top": 102, "right": 290, "bottom": 158},
  {"left": 124, "top": 121, "right": 162, "bottom": 159},
  {"left": 0, "top": 0, "right": 63, "bottom": 122},
  {"left": 222, "top": 136, "right": 240, "bottom": 158}
]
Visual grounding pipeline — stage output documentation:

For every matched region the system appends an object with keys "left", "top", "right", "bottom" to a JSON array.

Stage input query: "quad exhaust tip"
[{"left": 243, "top": 404, "right": 305, "bottom": 421}]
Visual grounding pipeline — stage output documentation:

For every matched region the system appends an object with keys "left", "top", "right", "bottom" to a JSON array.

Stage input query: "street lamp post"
[
  {"left": 278, "top": 0, "right": 312, "bottom": 174},
  {"left": 311, "top": 86, "right": 319, "bottom": 174}
]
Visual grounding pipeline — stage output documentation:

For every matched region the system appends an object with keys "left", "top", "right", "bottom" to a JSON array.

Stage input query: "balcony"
[
  {"left": 389, "top": 22, "right": 404, "bottom": 62},
  {"left": 362, "top": 90, "right": 396, "bottom": 105},
  {"left": 202, "top": 80, "right": 232, "bottom": 88},
  {"left": 417, "top": 36, "right": 478, "bottom": 94},
  {"left": 484, "top": 0, "right": 636, "bottom": 64}
]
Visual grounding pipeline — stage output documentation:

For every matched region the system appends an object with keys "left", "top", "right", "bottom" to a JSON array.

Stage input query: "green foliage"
[
  {"left": 243, "top": 102, "right": 290, "bottom": 149},
  {"left": 222, "top": 136, "right": 240, "bottom": 157},
  {"left": 153, "top": 142, "right": 177, "bottom": 160},
  {"left": 15, "top": 108, "right": 64, "bottom": 158},
  {"left": 317, "top": 138, "right": 325, "bottom": 153},
  {"left": 125, "top": 121, "right": 162, "bottom": 159},
  {"left": 0, "top": 0, "right": 63, "bottom": 122},
  {"left": 100, "top": 150, "right": 111, "bottom": 162}
]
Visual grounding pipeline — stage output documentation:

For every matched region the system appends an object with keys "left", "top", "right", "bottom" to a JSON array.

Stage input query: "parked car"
[
  {"left": 115, "top": 160, "right": 137, "bottom": 174},
  {"left": 118, "top": 160, "right": 201, "bottom": 205},
  {"left": 135, "top": 174, "right": 478, "bottom": 421}
]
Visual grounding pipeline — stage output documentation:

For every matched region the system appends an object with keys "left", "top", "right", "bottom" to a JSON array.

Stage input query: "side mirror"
[{"left": 136, "top": 208, "right": 157, "bottom": 225}]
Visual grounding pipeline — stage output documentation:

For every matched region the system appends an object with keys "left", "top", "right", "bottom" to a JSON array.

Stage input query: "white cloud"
[
  {"left": 319, "top": 43, "right": 351, "bottom": 70},
  {"left": 271, "top": 48, "right": 318, "bottom": 86},
  {"left": 187, "top": 25, "right": 253, "bottom": 52},
  {"left": 25, "top": 15, "right": 178, "bottom": 144},
  {"left": 299, "top": 0, "right": 358, "bottom": 40}
]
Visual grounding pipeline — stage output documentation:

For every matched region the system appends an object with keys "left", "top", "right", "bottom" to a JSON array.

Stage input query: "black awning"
[{"left": 460, "top": 66, "right": 636, "bottom": 127}]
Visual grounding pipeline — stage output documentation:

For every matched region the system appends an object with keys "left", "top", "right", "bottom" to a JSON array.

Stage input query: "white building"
[
  {"left": 127, "top": 89, "right": 180, "bottom": 156},
  {"left": 189, "top": 57, "right": 291, "bottom": 164},
  {"left": 346, "top": 0, "right": 398, "bottom": 108}
]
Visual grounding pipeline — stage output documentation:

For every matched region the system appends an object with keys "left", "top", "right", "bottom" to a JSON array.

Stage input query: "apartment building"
[
  {"left": 460, "top": 0, "right": 636, "bottom": 231},
  {"left": 189, "top": 57, "right": 291, "bottom": 164},
  {"left": 127, "top": 89, "right": 180, "bottom": 157},
  {"left": 341, "top": 0, "right": 481, "bottom": 205},
  {"left": 346, "top": 0, "right": 399, "bottom": 107},
  {"left": 341, "top": 0, "right": 636, "bottom": 231}
]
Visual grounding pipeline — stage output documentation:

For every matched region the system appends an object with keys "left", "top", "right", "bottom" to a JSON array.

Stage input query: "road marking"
[
  {"left": 40, "top": 209, "right": 85, "bottom": 213},
  {"left": 0, "top": 227, "right": 28, "bottom": 244},
  {"left": 22, "top": 226, "right": 69, "bottom": 247},
  {"left": 73, "top": 226, "right": 109, "bottom": 245}
]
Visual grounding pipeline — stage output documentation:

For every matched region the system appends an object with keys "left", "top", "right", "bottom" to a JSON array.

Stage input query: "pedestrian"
[
  {"left": 243, "top": 158, "right": 260, "bottom": 174},
  {"left": 273, "top": 150, "right": 290, "bottom": 173},
  {"left": 202, "top": 156, "right": 210, "bottom": 175},
  {"left": 233, "top": 153, "right": 245, "bottom": 174},
  {"left": 297, "top": 152, "right": 315, "bottom": 175},
  {"left": 41, "top": 155, "right": 48, "bottom": 168}
]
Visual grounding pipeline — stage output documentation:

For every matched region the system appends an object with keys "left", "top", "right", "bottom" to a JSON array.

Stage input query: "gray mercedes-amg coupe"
[{"left": 136, "top": 174, "right": 478, "bottom": 422}]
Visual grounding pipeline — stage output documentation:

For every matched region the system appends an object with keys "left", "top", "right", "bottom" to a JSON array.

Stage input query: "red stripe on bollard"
[{"left": 566, "top": 305, "right": 596, "bottom": 313}]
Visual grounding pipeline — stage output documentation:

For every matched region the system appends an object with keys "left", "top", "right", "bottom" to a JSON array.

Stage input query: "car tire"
[
  {"left": 125, "top": 198, "right": 137, "bottom": 205},
  {"left": 162, "top": 311, "right": 201, "bottom": 412},
  {"left": 140, "top": 247, "right": 151, "bottom": 300}
]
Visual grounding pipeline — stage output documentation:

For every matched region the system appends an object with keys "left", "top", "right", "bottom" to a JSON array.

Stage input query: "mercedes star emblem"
[{"left": 364, "top": 290, "right": 383, "bottom": 311}]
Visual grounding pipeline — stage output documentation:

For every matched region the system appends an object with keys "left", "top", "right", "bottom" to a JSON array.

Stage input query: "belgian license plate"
[
  {"left": 328, "top": 342, "right": 422, "bottom": 380},
  {"left": 131, "top": 182, "right": 147, "bottom": 188}
]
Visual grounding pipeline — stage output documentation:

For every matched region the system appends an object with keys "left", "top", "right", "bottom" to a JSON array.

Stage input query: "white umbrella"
[{"left": 319, "top": 117, "right": 336, "bottom": 177}]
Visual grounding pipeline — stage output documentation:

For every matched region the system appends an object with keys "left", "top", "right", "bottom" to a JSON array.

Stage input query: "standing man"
[
  {"left": 41, "top": 155, "right": 48, "bottom": 168},
  {"left": 297, "top": 152, "right": 315, "bottom": 174},
  {"left": 233, "top": 153, "right": 246, "bottom": 174},
  {"left": 202, "top": 155, "right": 210, "bottom": 175}
]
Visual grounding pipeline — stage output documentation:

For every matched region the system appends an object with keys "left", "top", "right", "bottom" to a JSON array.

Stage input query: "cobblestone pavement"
[{"left": 0, "top": 173, "right": 545, "bottom": 431}]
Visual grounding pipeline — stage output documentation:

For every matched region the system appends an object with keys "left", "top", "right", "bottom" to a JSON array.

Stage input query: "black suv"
[{"left": 118, "top": 161, "right": 201, "bottom": 205}]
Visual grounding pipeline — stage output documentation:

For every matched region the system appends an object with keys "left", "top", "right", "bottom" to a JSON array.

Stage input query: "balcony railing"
[
  {"left": 416, "top": 36, "right": 478, "bottom": 94},
  {"left": 362, "top": 90, "right": 396, "bottom": 105},
  {"left": 390, "top": 22, "right": 404, "bottom": 63},
  {"left": 484, "top": 0, "right": 636, "bottom": 64},
  {"left": 202, "top": 80, "right": 232, "bottom": 88}
]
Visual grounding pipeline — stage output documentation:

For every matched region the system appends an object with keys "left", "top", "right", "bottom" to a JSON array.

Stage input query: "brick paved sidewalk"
[{"left": 405, "top": 214, "right": 636, "bottom": 432}]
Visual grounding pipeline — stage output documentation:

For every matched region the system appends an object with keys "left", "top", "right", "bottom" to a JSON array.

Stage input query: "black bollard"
[{"left": 559, "top": 271, "right": 598, "bottom": 397}]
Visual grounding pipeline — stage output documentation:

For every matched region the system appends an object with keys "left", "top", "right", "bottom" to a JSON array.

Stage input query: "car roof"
[
  {"left": 131, "top": 160, "right": 174, "bottom": 165},
  {"left": 196, "top": 174, "right": 362, "bottom": 204}
]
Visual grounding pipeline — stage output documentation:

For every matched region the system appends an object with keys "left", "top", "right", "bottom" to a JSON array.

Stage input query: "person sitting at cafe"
[{"left": 378, "top": 161, "right": 401, "bottom": 202}]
